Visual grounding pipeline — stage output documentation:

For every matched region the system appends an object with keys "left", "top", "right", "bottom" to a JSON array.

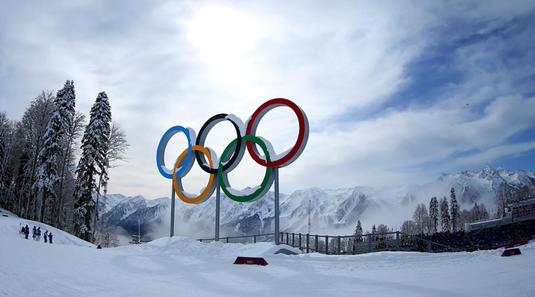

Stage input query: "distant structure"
[
  {"left": 307, "top": 199, "right": 312, "bottom": 234},
  {"left": 465, "top": 197, "right": 535, "bottom": 232},
  {"left": 129, "top": 218, "right": 145, "bottom": 244}
]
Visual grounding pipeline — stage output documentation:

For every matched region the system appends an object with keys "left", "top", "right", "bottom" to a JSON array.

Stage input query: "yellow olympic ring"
[{"left": 172, "top": 145, "right": 215, "bottom": 204}]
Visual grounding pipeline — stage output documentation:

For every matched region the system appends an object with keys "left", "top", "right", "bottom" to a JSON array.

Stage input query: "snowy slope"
[
  {"left": 0, "top": 208, "right": 94, "bottom": 247},
  {"left": 0, "top": 214, "right": 534, "bottom": 297}
]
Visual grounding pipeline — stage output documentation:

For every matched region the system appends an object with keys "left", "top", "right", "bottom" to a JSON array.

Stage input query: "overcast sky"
[{"left": 1, "top": 0, "right": 534, "bottom": 198}]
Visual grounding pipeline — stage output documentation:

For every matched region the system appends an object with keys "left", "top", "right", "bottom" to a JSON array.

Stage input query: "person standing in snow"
[
  {"left": 32, "top": 226, "right": 37, "bottom": 240},
  {"left": 24, "top": 225, "right": 29, "bottom": 239},
  {"left": 44, "top": 231, "right": 48, "bottom": 243},
  {"left": 48, "top": 232, "right": 53, "bottom": 244},
  {"left": 36, "top": 227, "right": 41, "bottom": 241}
]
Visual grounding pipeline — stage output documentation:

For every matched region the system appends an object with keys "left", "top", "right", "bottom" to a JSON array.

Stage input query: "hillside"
[{"left": 0, "top": 207, "right": 94, "bottom": 248}]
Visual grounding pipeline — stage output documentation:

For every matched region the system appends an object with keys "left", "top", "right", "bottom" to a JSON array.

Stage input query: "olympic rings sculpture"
[{"left": 156, "top": 98, "right": 309, "bottom": 204}]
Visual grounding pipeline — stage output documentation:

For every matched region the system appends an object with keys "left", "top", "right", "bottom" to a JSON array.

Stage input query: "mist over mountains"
[{"left": 99, "top": 168, "right": 535, "bottom": 241}]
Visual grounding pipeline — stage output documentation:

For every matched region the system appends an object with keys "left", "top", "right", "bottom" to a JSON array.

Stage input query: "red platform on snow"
[
  {"left": 233, "top": 256, "right": 268, "bottom": 266},
  {"left": 501, "top": 248, "right": 522, "bottom": 257}
]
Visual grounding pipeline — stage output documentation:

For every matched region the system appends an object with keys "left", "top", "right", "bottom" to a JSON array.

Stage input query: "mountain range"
[{"left": 99, "top": 167, "right": 535, "bottom": 240}]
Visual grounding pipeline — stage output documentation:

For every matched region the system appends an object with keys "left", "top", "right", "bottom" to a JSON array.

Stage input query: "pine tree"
[
  {"left": 74, "top": 92, "right": 111, "bottom": 242},
  {"left": 34, "top": 81, "right": 76, "bottom": 225},
  {"left": 354, "top": 220, "right": 363, "bottom": 242},
  {"left": 440, "top": 196, "right": 451, "bottom": 232},
  {"left": 54, "top": 81, "right": 76, "bottom": 227},
  {"left": 429, "top": 197, "right": 439, "bottom": 234},
  {"left": 450, "top": 188, "right": 460, "bottom": 232}
]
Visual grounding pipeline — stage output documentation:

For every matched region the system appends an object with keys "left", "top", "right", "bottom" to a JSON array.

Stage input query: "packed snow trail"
[{"left": 1, "top": 213, "right": 534, "bottom": 297}]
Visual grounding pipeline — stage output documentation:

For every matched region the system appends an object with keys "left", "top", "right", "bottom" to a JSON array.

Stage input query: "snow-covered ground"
[{"left": 1, "top": 211, "right": 534, "bottom": 297}]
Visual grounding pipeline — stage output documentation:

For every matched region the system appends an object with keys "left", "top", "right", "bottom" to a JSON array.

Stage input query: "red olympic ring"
[{"left": 246, "top": 98, "right": 309, "bottom": 168}]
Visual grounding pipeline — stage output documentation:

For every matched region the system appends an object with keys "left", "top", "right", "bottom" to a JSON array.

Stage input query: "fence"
[
  {"left": 278, "top": 231, "right": 459, "bottom": 255},
  {"left": 198, "top": 233, "right": 275, "bottom": 244},
  {"left": 197, "top": 231, "right": 458, "bottom": 255}
]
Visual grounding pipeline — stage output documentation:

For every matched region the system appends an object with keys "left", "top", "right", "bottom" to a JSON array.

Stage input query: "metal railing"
[
  {"left": 197, "top": 231, "right": 459, "bottom": 255},
  {"left": 198, "top": 233, "right": 275, "bottom": 244},
  {"left": 278, "top": 231, "right": 460, "bottom": 255}
]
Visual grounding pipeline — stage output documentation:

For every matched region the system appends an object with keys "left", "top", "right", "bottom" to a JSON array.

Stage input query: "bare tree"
[
  {"left": 107, "top": 122, "right": 129, "bottom": 167},
  {"left": 401, "top": 220, "right": 417, "bottom": 235},
  {"left": 93, "top": 122, "right": 129, "bottom": 238},
  {"left": 413, "top": 203, "right": 429, "bottom": 235},
  {"left": 56, "top": 112, "right": 86, "bottom": 228}
]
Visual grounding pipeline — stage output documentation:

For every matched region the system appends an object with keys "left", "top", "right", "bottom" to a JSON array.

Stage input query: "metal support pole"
[
  {"left": 325, "top": 236, "right": 329, "bottom": 255},
  {"left": 299, "top": 233, "right": 302, "bottom": 250},
  {"left": 337, "top": 236, "right": 341, "bottom": 255},
  {"left": 292, "top": 233, "right": 295, "bottom": 246},
  {"left": 215, "top": 183, "right": 220, "bottom": 241},
  {"left": 170, "top": 183, "right": 175, "bottom": 237},
  {"left": 274, "top": 167, "right": 280, "bottom": 245},
  {"left": 315, "top": 235, "right": 318, "bottom": 252},
  {"left": 306, "top": 234, "right": 310, "bottom": 253}
]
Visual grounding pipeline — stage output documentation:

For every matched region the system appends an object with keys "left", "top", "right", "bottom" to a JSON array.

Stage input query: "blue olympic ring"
[{"left": 156, "top": 126, "right": 193, "bottom": 179}]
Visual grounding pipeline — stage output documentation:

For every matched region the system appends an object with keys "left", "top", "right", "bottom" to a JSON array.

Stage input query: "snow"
[{"left": 1, "top": 212, "right": 534, "bottom": 297}]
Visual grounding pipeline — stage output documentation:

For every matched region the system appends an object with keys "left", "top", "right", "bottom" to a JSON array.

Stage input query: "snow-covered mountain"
[
  {"left": 101, "top": 168, "right": 535, "bottom": 240},
  {"left": 94, "top": 193, "right": 129, "bottom": 215}
]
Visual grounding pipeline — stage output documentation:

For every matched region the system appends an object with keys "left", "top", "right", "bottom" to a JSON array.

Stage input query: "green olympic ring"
[{"left": 217, "top": 135, "right": 274, "bottom": 203}]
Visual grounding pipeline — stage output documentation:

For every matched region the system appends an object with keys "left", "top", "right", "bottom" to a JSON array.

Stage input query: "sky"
[{"left": 0, "top": 0, "right": 534, "bottom": 199}]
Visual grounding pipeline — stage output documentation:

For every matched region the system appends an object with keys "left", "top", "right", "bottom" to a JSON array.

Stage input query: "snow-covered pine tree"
[
  {"left": 450, "top": 188, "right": 460, "bottom": 232},
  {"left": 34, "top": 85, "right": 76, "bottom": 224},
  {"left": 354, "top": 220, "right": 363, "bottom": 242},
  {"left": 54, "top": 80, "right": 76, "bottom": 227},
  {"left": 429, "top": 197, "right": 439, "bottom": 234},
  {"left": 440, "top": 196, "right": 451, "bottom": 232},
  {"left": 74, "top": 92, "right": 111, "bottom": 242}
]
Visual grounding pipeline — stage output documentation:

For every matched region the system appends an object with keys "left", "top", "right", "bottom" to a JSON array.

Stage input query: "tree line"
[
  {"left": 401, "top": 187, "right": 490, "bottom": 235},
  {"left": 349, "top": 187, "right": 494, "bottom": 239},
  {"left": 0, "top": 81, "right": 128, "bottom": 242}
]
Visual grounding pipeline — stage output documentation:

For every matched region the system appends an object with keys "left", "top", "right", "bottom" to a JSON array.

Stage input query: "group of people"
[{"left": 20, "top": 224, "right": 53, "bottom": 244}]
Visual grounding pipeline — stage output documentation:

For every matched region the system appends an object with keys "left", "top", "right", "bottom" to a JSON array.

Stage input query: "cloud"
[{"left": 0, "top": 0, "right": 534, "bottom": 198}]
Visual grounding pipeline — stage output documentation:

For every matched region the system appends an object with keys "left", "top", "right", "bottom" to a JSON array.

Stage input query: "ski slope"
[{"left": 1, "top": 212, "right": 534, "bottom": 297}]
